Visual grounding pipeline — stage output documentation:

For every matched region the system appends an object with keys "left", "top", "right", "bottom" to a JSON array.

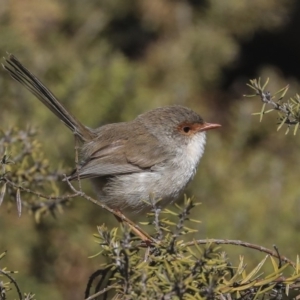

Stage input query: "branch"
[
  {"left": 0, "top": 269, "right": 22, "bottom": 300},
  {"left": 183, "top": 239, "right": 296, "bottom": 267},
  {"left": 64, "top": 175, "right": 155, "bottom": 244},
  {"left": 245, "top": 78, "right": 300, "bottom": 134}
]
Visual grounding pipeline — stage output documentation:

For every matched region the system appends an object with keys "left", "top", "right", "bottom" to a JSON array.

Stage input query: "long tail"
[{"left": 3, "top": 54, "right": 94, "bottom": 141}]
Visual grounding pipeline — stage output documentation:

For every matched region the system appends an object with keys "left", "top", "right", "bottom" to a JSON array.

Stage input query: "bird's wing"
[
  {"left": 68, "top": 129, "right": 170, "bottom": 180},
  {"left": 124, "top": 131, "right": 171, "bottom": 169}
]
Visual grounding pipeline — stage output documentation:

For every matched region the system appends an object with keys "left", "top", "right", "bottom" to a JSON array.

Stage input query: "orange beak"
[{"left": 199, "top": 122, "right": 221, "bottom": 132}]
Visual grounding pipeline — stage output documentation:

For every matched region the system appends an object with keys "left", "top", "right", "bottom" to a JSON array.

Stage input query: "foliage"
[
  {"left": 0, "top": 127, "right": 72, "bottom": 221},
  {"left": 0, "top": 129, "right": 300, "bottom": 300},
  {"left": 0, "top": 252, "right": 35, "bottom": 300},
  {"left": 246, "top": 79, "right": 300, "bottom": 135},
  {"left": 1, "top": 127, "right": 300, "bottom": 299},
  {"left": 1, "top": 0, "right": 300, "bottom": 299},
  {"left": 86, "top": 203, "right": 300, "bottom": 300}
]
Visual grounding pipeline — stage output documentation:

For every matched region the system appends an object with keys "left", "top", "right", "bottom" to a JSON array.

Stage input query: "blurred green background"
[{"left": 1, "top": 0, "right": 300, "bottom": 298}]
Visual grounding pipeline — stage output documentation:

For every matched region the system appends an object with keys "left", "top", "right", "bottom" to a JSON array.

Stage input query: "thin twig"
[
  {"left": 2, "top": 176, "right": 78, "bottom": 206},
  {"left": 182, "top": 239, "right": 295, "bottom": 267},
  {"left": 0, "top": 269, "right": 22, "bottom": 300},
  {"left": 64, "top": 175, "right": 155, "bottom": 243},
  {"left": 84, "top": 284, "right": 117, "bottom": 300}
]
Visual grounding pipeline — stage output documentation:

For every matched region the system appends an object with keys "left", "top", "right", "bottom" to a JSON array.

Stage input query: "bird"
[{"left": 3, "top": 55, "right": 221, "bottom": 215}]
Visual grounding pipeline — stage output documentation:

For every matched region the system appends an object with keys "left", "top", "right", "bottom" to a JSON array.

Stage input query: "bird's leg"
[
  {"left": 64, "top": 175, "right": 154, "bottom": 245},
  {"left": 113, "top": 209, "right": 154, "bottom": 246}
]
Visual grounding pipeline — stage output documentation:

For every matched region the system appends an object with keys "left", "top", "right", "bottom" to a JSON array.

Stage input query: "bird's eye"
[{"left": 183, "top": 126, "right": 190, "bottom": 133}]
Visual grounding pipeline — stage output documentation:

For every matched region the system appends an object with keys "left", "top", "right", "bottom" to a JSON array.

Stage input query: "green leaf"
[
  {"left": 293, "top": 122, "right": 299, "bottom": 135},
  {"left": 264, "top": 109, "right": 274, "bottom": 114},
  {"left": 285, "top": 126, "right": 290, "bottom": 135},
  {"left": 240, "top": 255, "right": 268, "bottom": 284},
  {"left": 277, "top": 117, "right": 287, "bottom": 131},
  {"left": 259, "top": 103, "right": 266, "bottom": 122},
  {"left": 275, "top": 84, "right": 289, "bottom": 97},
  {"left": 262, "top": 78, "right": 269, "bottom": 90},
  {"left": 0, "top": 182, "right": 6, "bottom": 206}
]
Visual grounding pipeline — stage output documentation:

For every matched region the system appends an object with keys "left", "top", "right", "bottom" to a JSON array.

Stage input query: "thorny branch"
[
  {"left": 0, "top": 269, "right": 22, "bottom": 300},
  {"left": 245, "top": 78, "right": 300, "bottom": 134},
  {"left": 183, "top": 239, "right": 296, "bottom": 268}
]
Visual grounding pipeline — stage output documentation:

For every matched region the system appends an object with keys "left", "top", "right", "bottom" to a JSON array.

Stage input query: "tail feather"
[{"left": 3, "top": 54, "right": 94, "bottom": 141}]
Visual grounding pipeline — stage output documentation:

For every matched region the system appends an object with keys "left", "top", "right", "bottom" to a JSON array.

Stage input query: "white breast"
[
  {"left": 155, "top": 131, "right": 207, "bottom": 204},
  {"left": 183, "top": 132, "right": 206, "bottom": 170}
]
